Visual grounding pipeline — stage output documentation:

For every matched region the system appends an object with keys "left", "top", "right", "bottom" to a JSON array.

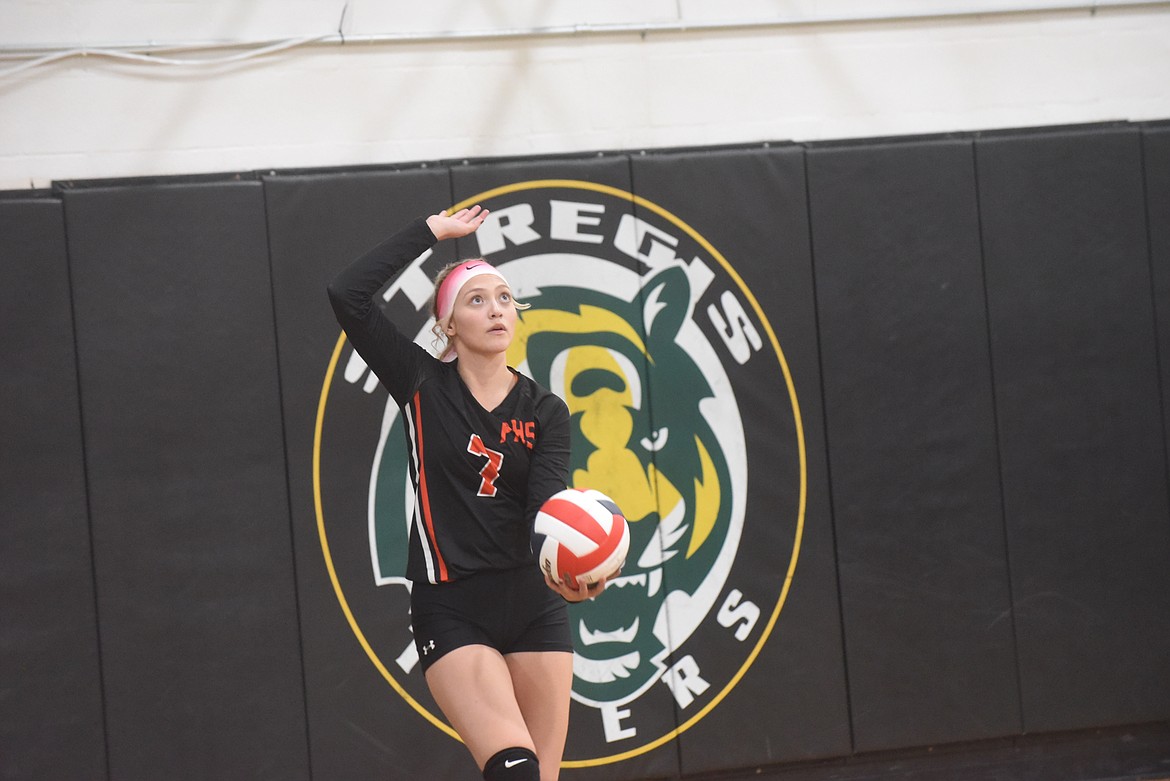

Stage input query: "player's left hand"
[{"left": 545, "top": 572, "right": 609, "bottom": 602}]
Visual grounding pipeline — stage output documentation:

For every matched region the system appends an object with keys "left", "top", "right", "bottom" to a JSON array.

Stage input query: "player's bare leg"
[
  {"left": 425, "top": 645, "right": 536, "bottom": 771},
  {"left": 506, "top": 650, "right": 574, "bottom": 781}
]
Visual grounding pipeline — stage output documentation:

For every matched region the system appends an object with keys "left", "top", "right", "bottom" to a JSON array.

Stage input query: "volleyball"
[{"left": 536, "top": 488, "right": 629, "bottom": 589}]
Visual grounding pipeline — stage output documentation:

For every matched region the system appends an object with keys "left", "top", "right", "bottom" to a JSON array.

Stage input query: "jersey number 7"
[{"left": 467, "top": 434, "right": 504, "bottom": 497}]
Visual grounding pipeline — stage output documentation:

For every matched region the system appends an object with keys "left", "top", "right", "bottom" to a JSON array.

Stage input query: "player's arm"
[{"left": 326, "top": 216, "right": 438, "bottom": 405}]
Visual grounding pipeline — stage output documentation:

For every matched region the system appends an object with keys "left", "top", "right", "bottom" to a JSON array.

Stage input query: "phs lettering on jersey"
[
  {"left": 315, "top": 181, "right": 806, "bottom": 767},
  {"left": 501, "top": 419, "right": 536, "bottom": 449}
]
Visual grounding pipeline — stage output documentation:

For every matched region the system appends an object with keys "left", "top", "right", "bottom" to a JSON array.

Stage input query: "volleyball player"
[{"left": 328, "top": 206, "right": 606, "bottom": 781}]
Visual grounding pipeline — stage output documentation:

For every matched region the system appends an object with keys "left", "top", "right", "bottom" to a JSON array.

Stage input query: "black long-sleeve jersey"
[{"left": 327, "top": 217, "right": 571, "bottom": 584}]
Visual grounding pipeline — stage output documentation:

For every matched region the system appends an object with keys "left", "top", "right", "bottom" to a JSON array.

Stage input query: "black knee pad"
[{"left": 482, "top": 746, "right": 540, "bottom": 780}]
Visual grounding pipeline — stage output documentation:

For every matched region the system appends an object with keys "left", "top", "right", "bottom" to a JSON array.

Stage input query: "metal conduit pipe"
[{"left": 0, "top": 0, "right": 1167, "bottom": 70}]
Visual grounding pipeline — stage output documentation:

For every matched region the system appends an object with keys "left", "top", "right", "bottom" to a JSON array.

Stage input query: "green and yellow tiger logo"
[
  {"left": 372, "top": 258, "right": 742, "bottom": 706},
  {"left": 509, "top": 263, "right": 740, "bottom": 707},
  {"left": 319, "top": 181, "right": 803, "bottom": 766}
]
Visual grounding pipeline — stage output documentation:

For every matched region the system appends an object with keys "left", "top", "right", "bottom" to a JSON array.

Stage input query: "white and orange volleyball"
[{"left": 536, "top": 488, "right": 629, "bottom": 589}]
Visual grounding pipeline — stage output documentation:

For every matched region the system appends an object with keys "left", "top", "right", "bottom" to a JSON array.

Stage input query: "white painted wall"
[{"left": 1, "top": 0, "right": 1168, "bottom": 190}]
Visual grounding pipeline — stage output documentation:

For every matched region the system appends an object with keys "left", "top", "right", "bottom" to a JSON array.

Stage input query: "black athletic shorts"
[{"left": 410, "top": 565, "right": 572, "bottom": 673}]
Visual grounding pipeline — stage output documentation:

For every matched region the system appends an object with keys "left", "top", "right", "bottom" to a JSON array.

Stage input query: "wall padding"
[
  {"left": 629, "top": 146, "right": 852, "bottom": 774},
  {"left": 0, "top": 197, "right": 107, "bottom": 781},
  {"left": 807, "top": 137, "right": 1021, "bottom": 751},
  {"left": 976, "top": 125, "right": 1170, "bottom": 732},
  {"left": 3, "top": 119, "right": 1167, "bottom": 781},
  {"left": 263, "top": 168, "right": 471, "bottom": 780},
  {"left": 62, "top": 182, "right": 309, "bottom": 781}
]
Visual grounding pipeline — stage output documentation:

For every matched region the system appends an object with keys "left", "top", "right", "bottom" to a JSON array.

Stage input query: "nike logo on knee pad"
[{"left": 504, "top": 758, "right": 528, "bottom": 768}]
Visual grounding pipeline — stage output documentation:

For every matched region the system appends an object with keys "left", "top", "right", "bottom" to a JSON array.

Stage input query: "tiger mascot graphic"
[
  {"left": 373, "top": 257, "right": 744, "bottom": 708},
  {"left": 319, "top": 183, "right": 803, "bottom": 765}
]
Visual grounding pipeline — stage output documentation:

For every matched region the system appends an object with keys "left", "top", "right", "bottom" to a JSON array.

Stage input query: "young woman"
[{"left": 328, "top": 206, "right": 606, "bottom": 781}]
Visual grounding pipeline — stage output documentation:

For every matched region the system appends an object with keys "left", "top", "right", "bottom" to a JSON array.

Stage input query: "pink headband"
[
  {"left": 436, "top": 260, "right": 509, "bottom": 323},
  {"left": 435, "top": 260, "right": 510, "bottom": 361}
]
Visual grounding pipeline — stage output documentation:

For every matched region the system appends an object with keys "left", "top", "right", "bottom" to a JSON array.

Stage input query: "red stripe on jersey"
[{"left": 413, "top": 393, "right": 449, "bottom": 582}]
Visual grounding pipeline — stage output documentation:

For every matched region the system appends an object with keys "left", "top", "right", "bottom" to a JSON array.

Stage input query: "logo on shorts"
[{"left": 314, "top": 180, "right": 805, "bottom": 767}]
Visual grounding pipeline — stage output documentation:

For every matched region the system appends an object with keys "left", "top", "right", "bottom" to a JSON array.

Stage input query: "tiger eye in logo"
[{"left": 314, "top": 180, "right": 806, "bottom": 766}]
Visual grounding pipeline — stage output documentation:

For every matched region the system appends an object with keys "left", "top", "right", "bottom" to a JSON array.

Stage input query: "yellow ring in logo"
[{"left": 313, "top": 179, "right": 807, "bottom": 766}]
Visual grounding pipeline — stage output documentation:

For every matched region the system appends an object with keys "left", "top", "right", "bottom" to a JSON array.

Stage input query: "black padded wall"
[
  {"left": 449, "top": 157, "right": 671, "bottom": 781},
  {"left": 807, "top": 138, "right": 1021, "bottom": 751},
  {"left": 629, "top": 146, "right": 851, "bottom": 775},
  {"left": 976, "top": 125, "right": 1170, "bottom": 732},
  {"left": 1144, "top": 124, "right": 1170, "bottom": 485},
  {"left": 61, "top": 181, "right": 309, "bottom": 780},
  {"left": 263, "top": 168, "right": 466, "bottom": 780},
  {"left": 4, "top": 119, "right": 1169, "bottom": 781},
  {"left": 0, "top": 197, "right": 107, "bottom": 780}
]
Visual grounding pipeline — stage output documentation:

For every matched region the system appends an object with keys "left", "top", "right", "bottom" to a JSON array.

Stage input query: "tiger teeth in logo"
[{"left": 315, "top": 180, "right": 806, "bottom": 767}]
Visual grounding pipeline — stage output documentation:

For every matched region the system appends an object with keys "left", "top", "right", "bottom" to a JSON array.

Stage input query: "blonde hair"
[{"left": 428, "top": 259, "right": 530, "bottom": 360}]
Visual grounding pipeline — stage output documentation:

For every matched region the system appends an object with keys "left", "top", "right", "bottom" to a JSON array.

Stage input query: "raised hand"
[{"left": 425, "top": 205, "right": 490, "bottom": 241}]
